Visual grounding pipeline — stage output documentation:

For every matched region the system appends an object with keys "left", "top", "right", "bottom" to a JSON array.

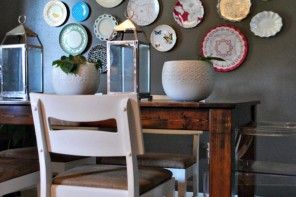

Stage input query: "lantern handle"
[{"left": 18, "top": 15, "right": 27, "bottom": 24}]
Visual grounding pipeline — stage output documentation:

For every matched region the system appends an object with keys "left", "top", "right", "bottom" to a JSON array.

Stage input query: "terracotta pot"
[
  {"left": 162, "top": 60, "right": 215, "bottom": 101},
  {"left": 52, "top": 62, "right": 99, "bottom": 95}
]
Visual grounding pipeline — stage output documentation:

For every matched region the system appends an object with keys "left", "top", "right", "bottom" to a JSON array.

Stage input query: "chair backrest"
[{"left": 30, "top": 93, "right": 143, "bottom": 196}]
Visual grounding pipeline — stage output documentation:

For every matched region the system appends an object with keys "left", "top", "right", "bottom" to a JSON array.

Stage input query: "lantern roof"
[{"left": 6, "top": 24, "right": 37, "bottom": 37}]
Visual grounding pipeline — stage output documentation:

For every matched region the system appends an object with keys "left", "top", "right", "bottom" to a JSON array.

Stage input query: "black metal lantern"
[
  {"left": 107, "top": 19, "right": 151, "bottom": 99},
  {"left": 0, "top": 16, "right": 43, "bottom": 101}
]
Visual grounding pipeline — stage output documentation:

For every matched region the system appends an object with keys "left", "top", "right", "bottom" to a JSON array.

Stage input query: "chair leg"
[{"left": 177, "top": 181, "right": 187, "bottom": 197}]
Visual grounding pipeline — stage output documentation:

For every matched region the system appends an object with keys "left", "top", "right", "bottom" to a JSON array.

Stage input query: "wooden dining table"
[{"left": 0, "top": 98, "right": 259, "bottom": 197}]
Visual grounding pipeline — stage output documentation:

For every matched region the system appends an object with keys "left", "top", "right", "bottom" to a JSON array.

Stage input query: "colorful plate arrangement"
[
  {"left": 127, "top": 0, "right": 160, "bottom": 26},
  {"left": 59, "top": 23, "right": 88, "bottom": 55},
  {"left": 94, "top": 14, "right": 118, "bottom": 41},
  {"left": 150, "top": 25, "right": 177, "bottom": 52},
  {"left": 72, "top": 1, "right": 90, "bottom": 22},
  {"left": 43, "top": 0, "right": 68, "bottom": 27},
  {"left": 173, "top": 0, "right": 204, "bottom": 28},
  {"left": 250, "top": 11, "right": 283, "bottom": 38},
  {"left": 87, "top": 44, "right": 108, "bottom": 73},
  {"left": 201, "top": 25, "right": 248, "bottom": 72},
  {"left": 96, "top": 0, "right": 123, "bottom": 8}
]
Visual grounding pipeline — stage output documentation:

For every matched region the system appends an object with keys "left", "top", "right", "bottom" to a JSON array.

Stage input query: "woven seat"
[
  {"left": 53, "top": 165, "right": 172, "bottom": 194},
  {"left": 100, "top": 153, "right": 195, "bottom": 169}
]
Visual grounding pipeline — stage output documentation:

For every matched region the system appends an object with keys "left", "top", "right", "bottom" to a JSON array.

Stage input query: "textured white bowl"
[
  {"left": 162, "top": 60, "right": 215, "bottom": 101},
  {"left": 52, "top": 62, "right": 99, "bottom": 95}
]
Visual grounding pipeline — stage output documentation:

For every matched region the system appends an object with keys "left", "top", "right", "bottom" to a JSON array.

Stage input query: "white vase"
[
  {"left": 52, "top": 62, "right": 99, "bottom": 95},
  {"left": 162, "top": 60, "right": 215, "bottom": 101}
]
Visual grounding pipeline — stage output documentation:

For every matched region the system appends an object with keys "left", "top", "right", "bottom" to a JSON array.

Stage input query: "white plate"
[
  {"left": 96, "top": 0, "right": 123, "bottom": 8},
  {"left": 59, "top": 23, "right": 88, "bottom": 55},
  {"left": 250, "top": 11, "right": 283, "bottom": 37},
  {"left": 43, "top": 0, "right": 68, "bottom": 27},
  {"left": 127, "top": 0, "right": 160, "bottom": 26},
  {"left": 94, "top": 14, "right": 118, "bottom": 41},
  {"left": 173, "top": 0, "right": 204, "bottom": 28},
  {"left": 150, "top": 25, "right": 177, "bottom": 52}
]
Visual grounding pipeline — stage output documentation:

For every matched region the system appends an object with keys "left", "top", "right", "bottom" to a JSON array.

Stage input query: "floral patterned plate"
[
  {"left": 150, "top": 25, "right": 177, "bottom": 52},
  {"left": 173, "top": 0, "right": 204, "bottom": 28}
]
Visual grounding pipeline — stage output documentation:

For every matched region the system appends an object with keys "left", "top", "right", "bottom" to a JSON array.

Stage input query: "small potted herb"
[{"left": 52, "top": 55, "right": 102, "bottom": 95}]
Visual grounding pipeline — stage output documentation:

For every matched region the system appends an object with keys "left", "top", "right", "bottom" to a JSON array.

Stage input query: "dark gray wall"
[{"left": 1, "top": 0, "right": 296, "bottom": 195}]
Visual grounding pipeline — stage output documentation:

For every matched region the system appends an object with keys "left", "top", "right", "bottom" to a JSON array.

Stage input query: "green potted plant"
[{"left": 52, "top": 55, "right": 102, "bottom": 95}]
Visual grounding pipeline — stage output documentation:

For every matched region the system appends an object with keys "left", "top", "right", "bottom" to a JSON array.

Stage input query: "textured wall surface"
[{"left": 1, "top": 0, "right": 296, "bottom": 195}]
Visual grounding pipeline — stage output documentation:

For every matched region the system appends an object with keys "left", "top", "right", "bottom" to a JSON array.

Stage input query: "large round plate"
[
  {"left": 72, "top": 1, "right": 90, "bottom": 22},
  {"left": 43, "top": 0, "right": 68, "bottom": 27},
  {"left": 87, "top": 44, "right": 108, "bottom": 73},
  {"left": 96, "top": 0, "right": 123, "bottom": 8},
  {"left": 217, "top": 0, "right": 251, "bottom": 22},
  {"left": 94, "top": 14, "right": 118, "bottom": 41},
  {"left": 127, "top": 0, "right": 160, "bottom": 26},
  {"left": 250, "top": 11, "right": 283, "bottom": 38},
  {"left": 173, "top": 0, "right": 204, "bottom": 28},
  {"left": 150, "top": 25, "right": 177, "bottom": 52},
  {"left": 201, "top": 25, "right": 248, "bottom": 72},
  {"left": 59, "top": 23, "right": 88, "bottom": 55}
]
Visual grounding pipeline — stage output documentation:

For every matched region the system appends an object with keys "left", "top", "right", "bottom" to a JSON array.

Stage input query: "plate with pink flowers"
[{"left": 173, "top": 0, "right": 204, "bottom": 28}]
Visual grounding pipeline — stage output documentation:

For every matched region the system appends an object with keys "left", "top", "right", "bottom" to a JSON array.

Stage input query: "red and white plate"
[
  {"left": 201, "top": 25, "right": 248, "bottom": 72},
  {"left": 173, "top": 0, "right": 204, "bottom": 28}
]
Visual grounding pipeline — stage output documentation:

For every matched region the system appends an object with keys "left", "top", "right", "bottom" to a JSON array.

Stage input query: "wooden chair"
[
  {"left": 0, "top": 148, "right": 39, "bottom": 196},
  {"left": 30, "top": 93, "right": 175, "bottom": 197},
  {"left": 100, "top": 95, "right": 202, "bottom": 197}
]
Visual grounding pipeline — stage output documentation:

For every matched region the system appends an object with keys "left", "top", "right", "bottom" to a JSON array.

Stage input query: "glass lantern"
[
  {"left": 107, "top": 19, "right": 151, "bottom": 99},
  {"left": 0, "top": 16, "right": 43, "bottom": 101}
]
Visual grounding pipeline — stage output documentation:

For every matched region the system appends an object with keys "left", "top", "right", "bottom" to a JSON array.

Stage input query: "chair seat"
[
  {"left": 100, "top": 153, "right": 196, "bottom": 169},
  {"left": 0, "top": 157, "right": 39, "bottom": 183},
  {"left": 0, "top": 147, "right": 89, "bottom": 163},
  {"left": 53, "top": 165, "right": 172, "bottom": 194}
]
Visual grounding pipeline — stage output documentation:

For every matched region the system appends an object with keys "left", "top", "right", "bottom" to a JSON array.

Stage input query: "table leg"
[{"left": 209, "top": 109, "right": 232, "bottom": 197}]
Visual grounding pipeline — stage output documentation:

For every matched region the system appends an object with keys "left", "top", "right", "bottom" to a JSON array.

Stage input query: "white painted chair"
[
  {"left": 0, "top": 149, "right": 39, "bottom": 196},
  {"left": 30, "top": 93, "right": 175, "bottom": 197}
]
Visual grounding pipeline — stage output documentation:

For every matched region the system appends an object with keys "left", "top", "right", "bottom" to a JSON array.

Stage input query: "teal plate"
[{"left": 59, "top": 23, "right": 88, "bottom": 55}]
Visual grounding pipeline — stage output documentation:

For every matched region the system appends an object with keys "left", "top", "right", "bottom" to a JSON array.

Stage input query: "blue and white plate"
[
  {"left": 94, "top": 14, "right": 118, "bottom": 41},
  {"left": 59, "top": 23, "right": 88, "bottom": 55},
  {"left": 72, "top": 1, "right": 90, "bottom": 22}
]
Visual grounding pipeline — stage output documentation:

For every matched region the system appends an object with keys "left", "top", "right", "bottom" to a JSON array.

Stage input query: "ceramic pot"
[
  {"left": 52, "top": 62, "right": 99, "bottom": 95},
  {"left": 162, "top": 60, "right": 215, "bottom": 101}
]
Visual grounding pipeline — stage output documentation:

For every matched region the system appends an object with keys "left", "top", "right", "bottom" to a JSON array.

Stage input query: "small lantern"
[
  {"left": 0, "top": 16, "right": 43, "bottom": 100},
  {"left": 107, "top": 18, "right": 151, "bottom": 99}
]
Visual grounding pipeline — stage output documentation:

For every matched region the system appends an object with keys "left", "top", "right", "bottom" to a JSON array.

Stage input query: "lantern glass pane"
[
  {"left": 28, "top": 47, "right": 43, "bottom": 93},
  {"left": 0, "top": 47, "right": 24, "bottom": 96},
  {"left": 110, "top": 44, "right": 135, "bottom": 92},
  {"left": 139, "top": 43, "right": 150, "bottom": 94}
]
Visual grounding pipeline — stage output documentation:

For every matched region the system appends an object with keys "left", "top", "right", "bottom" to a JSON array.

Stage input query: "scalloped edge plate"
[{"left": 94, "top": 14, "right": 118, "bottom": 41}]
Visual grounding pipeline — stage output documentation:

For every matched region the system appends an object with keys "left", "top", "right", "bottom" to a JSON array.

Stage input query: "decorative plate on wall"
[
  {"left": 150, "top": 25, "right": 177, "bottom": 52},
  {"left": 94, "top": 14, "right": 118, "bottom": 41},
  {"left": 96, "top": 0, "right": 123, "bottom": 8},
  {"left": 87, "top": 44, "right": 108, "bottom": 73},
  {"left": 59, "top": 23, "right": 88, "bottom": 55},
  {"left": 173, "top": 0, "right": 204, "bottom": 28},
  {"left": 72, "top": 1, "right": 90, "bottom": 22},
  {"left": 127, "top": 0, "right": 160, "bottom": 26},
  {"left": 250, "top": 11, "right": 283, "bottom": 38},
  {"left": 201, "top": 25, "right": 248, "bottom": 72},
  {"left": 43, "top": 0, "right": 68, "bottom": 27},
  {"left": 217, "top": 0, "right": 251, "bottom": 22}
]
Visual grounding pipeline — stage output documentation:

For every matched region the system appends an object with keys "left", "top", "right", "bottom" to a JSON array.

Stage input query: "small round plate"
[
  {"left": 250, "top": 11, "right": 283, "bottom": 38},
  {"left": 59, "top": 23, "right": 88, "bottom": 55},
  {"left": 150, "top": 25, "right": 177, "bottom": 52},
  {"left": 127, "top": 0, "right": 160, "bottom": 26},
  {"left": 72, "top": 1, "right": 90, "bottom": 22},
  {"left": 94, "top": 14, "right": 118, "bottom": 41},
  {"left": 43, "top": 0, "right": 68, "bottom": 27},
  {"left": 217, "top": 0, "right": 251, "bottom": 22},
  {"left": 96, "top": 0, "right": 123, "bottom": 8},
  {"left": 173, "top": 0, "right": 204, "bottom": 28},
  {"left": 87, "top": 44, "right": 108, "bottom": 73},
  {"left": 201, "top": 25, "right": 248, "bottom": 72}
]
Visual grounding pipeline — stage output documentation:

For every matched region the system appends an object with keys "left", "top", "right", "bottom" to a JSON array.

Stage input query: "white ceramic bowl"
[{"left": 162, "top": 60, "right": 215, "bottom": 101}]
